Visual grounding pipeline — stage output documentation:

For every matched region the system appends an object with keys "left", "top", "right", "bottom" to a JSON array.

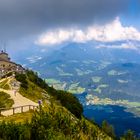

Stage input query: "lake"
[{"left": 75, "top": 93, "right": 140, "bottom": 137}]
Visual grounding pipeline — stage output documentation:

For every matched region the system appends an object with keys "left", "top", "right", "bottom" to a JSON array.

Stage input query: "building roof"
[
  {"left": 0, "top": 51, "right": 8, "bottom": 55},
  {"left": 0, "top": 51, "right": 25, "bottom": 70}
]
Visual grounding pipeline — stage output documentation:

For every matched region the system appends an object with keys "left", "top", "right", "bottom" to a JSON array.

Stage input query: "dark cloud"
[{"left": 0, "top": 0, "right": 132, "bottom": 40}]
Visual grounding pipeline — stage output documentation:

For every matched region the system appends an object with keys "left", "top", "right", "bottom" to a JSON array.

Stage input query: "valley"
[{"left": 13, "top": 42, "right": 140, "bottom": 136}]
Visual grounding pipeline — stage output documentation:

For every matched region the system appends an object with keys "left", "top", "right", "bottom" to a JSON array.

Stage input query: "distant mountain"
[
  {"left": 16, "top": 43, "right": 140, "bottom": 99},
  {"left": 12, "top": 42, "right": 140, "bottom": 136}
]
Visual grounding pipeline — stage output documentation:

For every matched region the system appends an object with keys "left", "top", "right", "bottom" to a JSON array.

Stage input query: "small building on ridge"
[{"left": 0, "top": 50, "right": 25, "bottom": 77}]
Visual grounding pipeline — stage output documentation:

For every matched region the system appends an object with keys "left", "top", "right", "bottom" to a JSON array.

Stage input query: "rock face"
[{"left": 0, "top": 50, "right": 25, "bottom": 77}]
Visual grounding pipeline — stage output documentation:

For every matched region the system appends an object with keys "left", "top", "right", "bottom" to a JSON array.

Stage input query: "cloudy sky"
[{"left": 0, "top": 0, "right": 140, "bottom": 50}]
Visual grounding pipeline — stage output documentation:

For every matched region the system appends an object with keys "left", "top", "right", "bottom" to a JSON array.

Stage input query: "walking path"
[{"left": 0, "top": 78, "right": 38, "bottom": 116}]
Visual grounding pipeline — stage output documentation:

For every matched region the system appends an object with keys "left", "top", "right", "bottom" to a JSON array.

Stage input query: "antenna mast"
[{"left": 3, "top": 42, "right": 6, "bottom": 52}]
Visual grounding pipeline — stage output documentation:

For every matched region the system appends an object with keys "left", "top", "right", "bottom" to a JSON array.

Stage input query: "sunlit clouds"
[{"left": 36, "top": 17, "right": 140, "bottom": 46}]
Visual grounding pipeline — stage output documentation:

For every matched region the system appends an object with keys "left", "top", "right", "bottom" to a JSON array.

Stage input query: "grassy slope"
[
  {"left": 0, "top": 91, "right": 14, "bottom": 108},
  {"left": 0, "top": 111, "right": 33, "bottom": 123},
  {"left": 19, "top": 79, "right": 46, "bottom": 103},
  {"left": 0, "top": 79, "right": 10, "bottom": 90},
  {"left": 0, "top": 72, "right": 113, "bottom": 140},
  {"left": 0, "top": 103, "right": 112, "bottom": 140}
]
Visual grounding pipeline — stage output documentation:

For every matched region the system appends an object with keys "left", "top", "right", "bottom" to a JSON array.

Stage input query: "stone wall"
[{"left": 0, "top": 61, "right": 25, "bottom": 77}]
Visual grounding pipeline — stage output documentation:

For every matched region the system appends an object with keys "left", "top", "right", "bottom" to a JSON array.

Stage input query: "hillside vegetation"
[
  {"left": 15, "top": 70, "right": 83, "bottom": 119},
  {"left": 0, "top": 103, "right": 113, "bottom": 140},
  {"left": 1, "top": 71, "right": 112, "bottom": 139},
  {"left": 0, "top": 91, "right": 14, "bottom": 108},
  {"left": 0, "top": 70, "right": 138, "bottom": 139},
  {"left": 0, "top": 79, "right": 10, "bottom": 90},
  {"left": 0, "top": 70, "right": 113, "bottom": 139}
]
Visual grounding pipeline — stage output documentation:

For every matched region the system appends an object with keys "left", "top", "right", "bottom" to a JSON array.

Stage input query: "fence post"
[
  {"left": 13, "top": 108, "right": 15, "bottom": 115},
  {"left": 29, "top": 105, "right": 31, "bottom": 110},
  {"left": 21, "top": 106, "right": 23, "bottom": 113}
]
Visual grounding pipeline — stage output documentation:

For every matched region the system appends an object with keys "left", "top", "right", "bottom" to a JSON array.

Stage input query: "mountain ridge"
[{"left": 0, "top": 70, "right": 114, "bottom": 140}]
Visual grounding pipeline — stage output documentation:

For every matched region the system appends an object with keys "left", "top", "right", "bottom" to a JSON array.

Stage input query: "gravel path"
[{"left": 0, "top": 88, "right": 38, "bottom": 116}]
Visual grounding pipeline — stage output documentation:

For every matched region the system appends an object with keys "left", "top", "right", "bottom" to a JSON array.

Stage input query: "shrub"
[
  {"left": 121, "top": 129, "right": 138, "bottom": 140},
  {"left": 0, "top": 91, "right": 14, "bottom": 108},
  {"left": 102, "top": 120, "right": 116, "bottom": 138},
  {"left": 15, "top": 73, "right": 28, "bottom": 89}
]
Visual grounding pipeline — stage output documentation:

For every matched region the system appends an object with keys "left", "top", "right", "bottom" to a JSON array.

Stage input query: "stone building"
[{"left": 0, "top": 50, "right": 25, "bottom": 77}]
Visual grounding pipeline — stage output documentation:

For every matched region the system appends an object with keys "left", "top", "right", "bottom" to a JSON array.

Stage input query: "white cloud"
[
  {"left": 36, "top": 17, "right": 140, "bottom": 46},
  {"left": 96, "top": 42, "right": 138, "bottom": 50},
  {"left": 27, "top": 56, "right": 42, "bottom": 63}
]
